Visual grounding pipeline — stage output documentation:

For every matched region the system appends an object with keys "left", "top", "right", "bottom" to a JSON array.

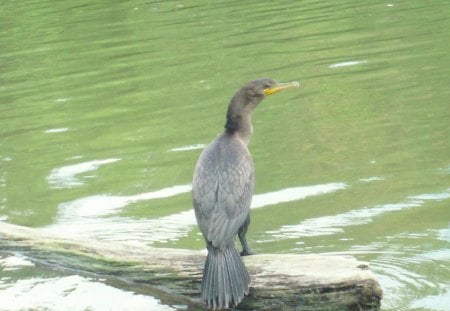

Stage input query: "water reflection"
[
  {"left": 54, "top": 185, "right": 192, "bottom": 219},
  {"left": 44, "top": 128, "right": 69, "bottom": 134},
  {"left": 44, "top": 182, "right": 347, "bottom": 246},
  {"left": 0, "top": 254, "right": 34, "bottom": 271},
  {"left": 169, "top": 144, "right": 206, "bottom": 152},
  {"left": 328, "top": 60, "right": 368, "bottom": 68},
  {"left": 266, "top": 201, "right": 421, "bottom": 240},
  {"left": 1, "top": 0, "right": 449, "bottom": 309},
  {"left": 47, "top": 158, "right": 121, "bottom": 189},
  {"left": 359, "top": 228, "right": 450, "bottom": 310},
  {"left": 410, "top": 291, "right": 450, "bottom": 311},
  {"left": 264, "top": 190, "right": 450, "bottom": 241},
  {"left": 359, "top": 176, "right": 385, "bottom": 183},
  {"left": 0, "top": 254, "right": 177, "bottom": 311},
  {"left": 251, "top": 183, "right": 347, "bottom": 208},
  {"left": 436, "top": 228, "right": 450, "bottom": 242}
]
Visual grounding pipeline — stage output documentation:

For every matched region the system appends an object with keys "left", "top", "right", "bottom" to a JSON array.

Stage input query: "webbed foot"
[{"left": 240, "top": 249, "right": 256, "bottom": 256}]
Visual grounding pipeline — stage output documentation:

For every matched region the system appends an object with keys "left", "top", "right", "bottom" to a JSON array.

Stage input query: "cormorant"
[{"left": 192, "top": 78, "right": 299, "bottom": 309}]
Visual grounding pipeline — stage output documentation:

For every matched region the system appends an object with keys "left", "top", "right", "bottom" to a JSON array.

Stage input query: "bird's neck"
[
  {"left": 225, "top": 114, "right": 253, "bottom": 145},
  {"left": 235, "top": 115, "right": 253, "bottom": 145},
  {"left": 224, "top": 96, "right": 253, "bottom": 145}
]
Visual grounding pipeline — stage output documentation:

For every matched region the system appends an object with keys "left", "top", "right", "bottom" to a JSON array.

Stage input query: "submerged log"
[{"left": 0, "top": 221, "right": 382, "bottom": 310}]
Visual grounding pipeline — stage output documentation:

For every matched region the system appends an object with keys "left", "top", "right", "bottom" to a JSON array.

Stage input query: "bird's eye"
[{"left": 263, "top": 83, "right": 271, "bottom": 89}]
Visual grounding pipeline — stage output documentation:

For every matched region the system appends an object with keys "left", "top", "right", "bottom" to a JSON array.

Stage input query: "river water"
[{"left": 1, "top": 0, "right": 449, "bottom": 310}]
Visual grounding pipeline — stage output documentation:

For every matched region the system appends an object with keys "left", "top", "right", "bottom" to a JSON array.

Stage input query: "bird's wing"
[
  {"left": 206, "top": 166, "right": 253, "bottom": 250},
  {"left": 206, "top": 141, "right": 254, "bottom": 250},
  {"left": 192, "top": 136, "right": 255, "bottom": 250}
]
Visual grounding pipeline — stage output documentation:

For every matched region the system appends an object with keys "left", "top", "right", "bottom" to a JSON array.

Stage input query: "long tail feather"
[{"left": 202, "top": 245, "right": 250, "bottom": 309}]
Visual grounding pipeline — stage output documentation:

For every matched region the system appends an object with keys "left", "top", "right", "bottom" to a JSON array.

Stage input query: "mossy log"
[{"left": 0, "top": 221, "right": 382, "bottom": 310}]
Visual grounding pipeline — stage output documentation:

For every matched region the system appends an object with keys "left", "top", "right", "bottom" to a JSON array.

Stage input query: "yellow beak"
[{"left": 263, "top": 81, "right": 300, "bottom": 96}]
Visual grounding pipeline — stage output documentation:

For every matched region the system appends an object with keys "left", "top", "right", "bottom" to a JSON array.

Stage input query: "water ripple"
[
  {"left": 328, "top": 60, "right": 368, "bottom": 68},
  {"left": 0, "top": 255, "right": 35, "bottom": 271},
  {"left": 410, "top": 290, "right": 450, "bottom": 311},
  {"left": 47, "top": 159, "right": 121, "bottom": 189},
  {"left": 265, "top": 190, "right": 450, "bottom": 240},
  {"left": 251, "top": 183, "right": 347, "bottom": 208},
  {"left": 169, "top": 144, "right": 206, "bottom": 152},
  {"left": 43, "top": 128, "right": 69, "bottom": 134},
  {"left": 0, "top": 274, "right": 176, "bottom": 311},
  {"left": 44, "top": 182, "right": 346, "bottom": 245},
  {"left": 266, "top": 201, "right": 421, "bottom": 240}
]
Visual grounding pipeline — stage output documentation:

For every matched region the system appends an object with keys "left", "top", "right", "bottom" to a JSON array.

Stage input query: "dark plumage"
[{"left": 192, "top": 78, "right": 299, "bottom": 309}]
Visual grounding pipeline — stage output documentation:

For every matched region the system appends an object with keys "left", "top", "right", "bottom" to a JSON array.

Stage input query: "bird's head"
[
  {"left": 235, "top": 78, "right": 300, "bottom": 110},
  {"left": 225, "top": 78, "right": 300, "bottom": 135}
]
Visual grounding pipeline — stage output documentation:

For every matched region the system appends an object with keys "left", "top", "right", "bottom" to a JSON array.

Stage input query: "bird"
[{"left": 192, "top": 78, "right": 299, "bottom": 309}]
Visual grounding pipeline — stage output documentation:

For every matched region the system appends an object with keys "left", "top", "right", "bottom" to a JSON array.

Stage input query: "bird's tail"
[{"left": 202, "top": 244, "right": 250, "bottom": 309}]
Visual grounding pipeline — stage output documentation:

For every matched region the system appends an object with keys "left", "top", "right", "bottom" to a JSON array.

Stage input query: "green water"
[{"left": 1, "top": 0, "right": 449, "bottom": 310}]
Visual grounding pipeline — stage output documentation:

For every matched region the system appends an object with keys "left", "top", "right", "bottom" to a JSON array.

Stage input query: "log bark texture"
[{"left": 0, "top": 221, "right": 382, "bottom": 310}]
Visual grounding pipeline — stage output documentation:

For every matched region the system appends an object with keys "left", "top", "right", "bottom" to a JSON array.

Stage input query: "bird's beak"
[{"left": 263, "top": 81, "right": 300, "bottom": 96}]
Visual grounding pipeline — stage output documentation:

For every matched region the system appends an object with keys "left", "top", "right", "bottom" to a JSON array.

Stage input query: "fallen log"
[{"left": 0, "top": 221, "right": 382, "bottom": 310}]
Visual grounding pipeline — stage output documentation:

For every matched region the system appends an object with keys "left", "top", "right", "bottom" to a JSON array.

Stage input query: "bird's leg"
[{"left": 238, "top": 215, "right": 255, "bottom": 256}]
